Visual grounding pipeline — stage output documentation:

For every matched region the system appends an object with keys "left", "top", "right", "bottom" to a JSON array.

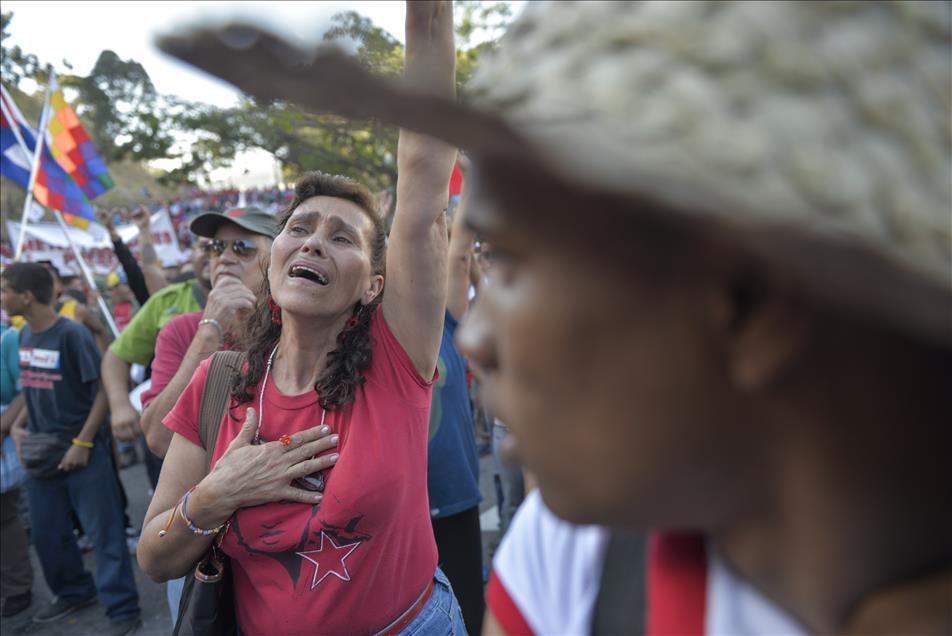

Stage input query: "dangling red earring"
[
  {"left": 345, "top": 303, "right": 366, "bottom": 330},
  {"left": 269, "top": 295, "right": 282, "bottom": 325}
]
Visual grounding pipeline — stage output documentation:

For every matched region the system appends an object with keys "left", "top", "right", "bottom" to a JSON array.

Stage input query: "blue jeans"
[
  {"left": 398, "top": 567, "right": 468, "bottom": 636},
  {"left": 25, "top": 442, "right": 140, "bottom": 622},
  {"left": 167, "top": 575, "right": 185, "bottom": 625}
]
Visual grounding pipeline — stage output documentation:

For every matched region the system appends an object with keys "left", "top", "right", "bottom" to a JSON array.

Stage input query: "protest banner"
[{"left": 5, "top": 209, "right": 186, "bottom": 276}]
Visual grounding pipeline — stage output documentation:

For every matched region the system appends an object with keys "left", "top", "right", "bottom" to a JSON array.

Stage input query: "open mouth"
[{"left": 289, "top": 263, "right": 329, "bottom": 285}]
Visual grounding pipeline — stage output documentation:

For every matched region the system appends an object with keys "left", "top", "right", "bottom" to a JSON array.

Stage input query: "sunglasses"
[{"left": 200, "top": 239, "right": 260, "bottom": 259}]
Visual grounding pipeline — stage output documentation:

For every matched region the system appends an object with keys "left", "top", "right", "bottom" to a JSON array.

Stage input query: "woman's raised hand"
[{"left": 205, "top": 408, "right": 339, "bottom": 509}]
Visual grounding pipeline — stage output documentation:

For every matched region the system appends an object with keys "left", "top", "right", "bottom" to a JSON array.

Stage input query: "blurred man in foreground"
[{"left": 160, "top": 1, "right": 951, "bottom": 633}]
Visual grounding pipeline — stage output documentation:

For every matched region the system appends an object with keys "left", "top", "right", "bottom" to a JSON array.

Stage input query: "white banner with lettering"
[{"left": 5, "top": 211, "right": 186, "bottom": 276}]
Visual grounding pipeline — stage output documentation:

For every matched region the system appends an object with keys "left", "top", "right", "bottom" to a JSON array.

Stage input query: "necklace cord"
[
  {"left": 256, "top": 342, "right": 327, "bottom": 444},
  {"left": 255, "top": 342, "right": 280, "bottom": 443}
]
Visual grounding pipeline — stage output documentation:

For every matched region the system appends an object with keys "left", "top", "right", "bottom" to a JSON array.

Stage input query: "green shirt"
[{"left": 108, "top": 281, "right": 204, "bottom": 365}]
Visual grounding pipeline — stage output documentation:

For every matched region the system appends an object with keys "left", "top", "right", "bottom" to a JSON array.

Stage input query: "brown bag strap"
[{"left": 198, "top": 350, "right": 244, "bottom": 473}]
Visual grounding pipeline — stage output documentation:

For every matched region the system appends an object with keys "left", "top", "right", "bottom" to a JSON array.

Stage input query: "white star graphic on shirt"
[{"left": 296, "top": 531, "right": 361, "bottom": 590}]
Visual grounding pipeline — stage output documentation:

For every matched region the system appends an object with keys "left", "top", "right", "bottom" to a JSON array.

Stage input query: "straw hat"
[{"left": 159, "top": 1, "right": 952, "bottom": 346}]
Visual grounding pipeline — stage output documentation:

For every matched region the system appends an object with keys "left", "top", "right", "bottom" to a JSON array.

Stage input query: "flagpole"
[
  {"left": 12, "top": 72, "right": 56, "bottom": 260},
  {"left": 50, "top": 209, "right": 120, "bottom": 338}
]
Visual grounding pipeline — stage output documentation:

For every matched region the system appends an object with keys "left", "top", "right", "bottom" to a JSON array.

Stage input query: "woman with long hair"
[{"left": 137, "top": 4, "right": 465, "bottom": 634}]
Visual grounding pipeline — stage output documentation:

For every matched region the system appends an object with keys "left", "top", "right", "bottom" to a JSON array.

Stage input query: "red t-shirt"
[
  {"left": 140, "top": 311, "right": 203, "bottom": 410},
  {"left": 163, "top": 308, "right": 438, "bottom": 635},
  {"left": 113, "top": 301, "right": 133, "bottom": 332}
]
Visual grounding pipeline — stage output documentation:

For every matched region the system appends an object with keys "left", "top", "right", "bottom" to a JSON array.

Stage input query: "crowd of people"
[
  {"left": 99, "top": 184, "right": 296, "bottom": 255},
  {"left": 2, "top": 1, "right": 950, "bottom": 636}
]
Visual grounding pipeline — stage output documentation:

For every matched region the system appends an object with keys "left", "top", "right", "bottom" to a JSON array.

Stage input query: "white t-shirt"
[{"left": 490, "top": 490, "right": 808, "bottom": 635}]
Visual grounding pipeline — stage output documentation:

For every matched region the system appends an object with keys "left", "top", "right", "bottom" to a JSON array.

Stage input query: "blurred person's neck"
[
  {"left": 24, "top": 303, "right": 58, "bottom": 333},
  {"left": 711, "top": 323, "right": 952, "bottom": 635}
]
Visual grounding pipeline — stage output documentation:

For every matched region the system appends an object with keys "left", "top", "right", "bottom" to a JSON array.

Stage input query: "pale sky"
[
  {"left": 4, "top": 1, "right": 414, "bottom": 107},
  {"left": 3, "top": 1, "right": 523, "bottom": 187}
]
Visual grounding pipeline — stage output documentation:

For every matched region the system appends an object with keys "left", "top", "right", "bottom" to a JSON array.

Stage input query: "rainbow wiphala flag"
[
  {"left": 46, "top": 78, "right": 113, "bottom": 200},
  {"left": 41, "top": 76, "right": 113, "bottom": 227}
]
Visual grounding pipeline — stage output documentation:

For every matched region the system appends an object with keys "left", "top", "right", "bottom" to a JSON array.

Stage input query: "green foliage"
[
  {"left": 455, "top": 0, "right": 512, "bottom": 49},
  {"left": 0, "top": 3, "right": 514, "bottom": 192},
  {"left": 323, "top": 11, "right": 404, "bottom": 78},
  {"left": 71, "top": 50, "right": 177, "bottom": 162},
  {"left": 1, "top": 12, "right": 45, "bottom": 86}
]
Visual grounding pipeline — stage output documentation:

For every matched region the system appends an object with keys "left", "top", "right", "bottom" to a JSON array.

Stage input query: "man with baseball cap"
[
  {"left": 139, "top": 206, "right": 276, "bottom": 458},
  {"left": 162, "top": 2, "right": 951, "bottom": 634}
]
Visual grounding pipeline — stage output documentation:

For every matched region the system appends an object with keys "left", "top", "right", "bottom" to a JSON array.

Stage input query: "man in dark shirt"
[{"left": 0, "top": 263, "right": 140, "bottom": 636}]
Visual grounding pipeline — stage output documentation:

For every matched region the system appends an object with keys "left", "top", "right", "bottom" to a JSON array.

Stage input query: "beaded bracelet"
[{"left": 179, "top": 486, "right": 227, "bottom": 536}]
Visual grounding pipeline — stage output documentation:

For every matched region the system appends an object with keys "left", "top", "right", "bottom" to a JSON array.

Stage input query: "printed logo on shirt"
[
  {"left": 296, "top": 531, "right": 361, "bottom": 590},
  {"left": 231, "top": 504, "right": 370, "bottom": 593},
  {"left": 18, "top": 348, "right": 60, "bottom": 370},
  {"left": 19, "top": 370, "right": 62, "bottom": 390}
]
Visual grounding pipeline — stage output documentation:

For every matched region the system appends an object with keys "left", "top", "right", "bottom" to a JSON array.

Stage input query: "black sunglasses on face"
[{"left": 200, "top": 239, "right": 259, "bottom": 259}]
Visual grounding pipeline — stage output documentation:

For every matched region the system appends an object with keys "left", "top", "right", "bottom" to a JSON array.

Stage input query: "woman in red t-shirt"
[{"left": 137, "top": 6, "right": 466, "bottom": 634}]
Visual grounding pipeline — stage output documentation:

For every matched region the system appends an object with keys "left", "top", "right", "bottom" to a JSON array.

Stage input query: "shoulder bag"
[
  {"left": 18, "top": 432, "right": 72, "bottom": 480},
  {"left": 173, "top": 350, "right": 244, "bottom": 636}
]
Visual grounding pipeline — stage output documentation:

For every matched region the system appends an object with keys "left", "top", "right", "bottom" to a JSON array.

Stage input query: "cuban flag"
[
  {"left": 0, "top": 86, "right": 44, "bottom": 222},
  {"left": 0, "top": 85, "right": 35, "bottom": 186}
]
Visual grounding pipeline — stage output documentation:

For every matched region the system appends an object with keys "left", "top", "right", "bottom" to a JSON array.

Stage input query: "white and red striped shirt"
[{"left": 488, "top": 490, "right": 808, "bottom": 636}]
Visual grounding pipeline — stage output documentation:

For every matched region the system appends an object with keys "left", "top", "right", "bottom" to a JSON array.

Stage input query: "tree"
[
  {"left": 70, "top": 50, "right": 176, "bottom": 162},
  {"left": 167, "top": 5, "right": 515, "bottom": 189},
  {"left": 454, "top": 0, "right": 512, "bottom": 50},
  {"left": 1, "top": 3, "right": 516, "bottom": 191},
  {"left": 1, "top": 12, "right": 44, "bottom": 86},
  {"left": 155, "top": 10, "right": 406, "bottom": 189}
]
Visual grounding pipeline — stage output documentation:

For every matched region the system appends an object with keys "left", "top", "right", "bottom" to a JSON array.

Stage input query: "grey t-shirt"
[{"left": 19, "top": 317, "right": 101, "bottom": 435}]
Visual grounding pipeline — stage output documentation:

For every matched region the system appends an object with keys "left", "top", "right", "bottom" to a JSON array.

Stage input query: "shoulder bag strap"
[
  {"left": 592, "top": 531, "right": 648, "bottom": 635},
  {"left": 198, "top": 350, "right": 244, "bottom": 472}
]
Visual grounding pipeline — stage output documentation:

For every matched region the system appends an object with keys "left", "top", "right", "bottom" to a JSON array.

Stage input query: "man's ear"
[{"left": 711, "top": 271, "right": 815, "bottom": 391}]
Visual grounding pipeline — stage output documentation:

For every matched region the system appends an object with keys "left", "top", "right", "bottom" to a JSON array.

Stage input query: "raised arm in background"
[
  {"left": 100, "top": 207, "right": 151, "bottom": 306},
  {"left": 130, "top": 206, "right": 171, "bottom": 296}
]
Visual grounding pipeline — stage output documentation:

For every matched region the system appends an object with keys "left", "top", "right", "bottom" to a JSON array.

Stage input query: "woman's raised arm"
[{"left": 382, "top": 0, "right": 458, "bottom": 378}]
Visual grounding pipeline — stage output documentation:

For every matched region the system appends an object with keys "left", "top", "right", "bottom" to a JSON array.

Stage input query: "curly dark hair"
[{"left": 231, "top": 172, "right": 388, "bottom": 411}]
